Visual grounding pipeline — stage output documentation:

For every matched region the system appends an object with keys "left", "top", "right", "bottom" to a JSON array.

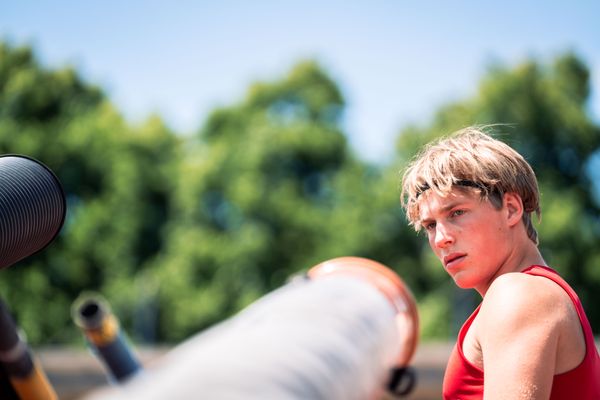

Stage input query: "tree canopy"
[{"left": 0, "top": 41, "right": 598, "bottom": 344}]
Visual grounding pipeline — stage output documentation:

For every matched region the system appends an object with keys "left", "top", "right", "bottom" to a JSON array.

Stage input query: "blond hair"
[{"left": 400, "top": 127, "right": 541, "bottom": 244}]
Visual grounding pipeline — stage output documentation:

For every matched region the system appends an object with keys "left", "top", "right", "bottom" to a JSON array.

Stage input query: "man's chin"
[{"left": 451, "top": 273, "right": 474, "bottom": 289}]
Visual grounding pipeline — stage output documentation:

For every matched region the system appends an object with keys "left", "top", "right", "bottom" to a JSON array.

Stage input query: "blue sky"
[{"left": 2, "top": 1, "right": 599, "bottom": 163}]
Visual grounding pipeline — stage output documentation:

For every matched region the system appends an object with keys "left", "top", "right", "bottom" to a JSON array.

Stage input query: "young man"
[{"left": 400, "top": 127, "right": 600, "bottom": 399}]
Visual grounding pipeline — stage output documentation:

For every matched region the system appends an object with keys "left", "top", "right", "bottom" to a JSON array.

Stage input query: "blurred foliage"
[{"left": 0, "top": 41, "right": 598, "bottom": 344}]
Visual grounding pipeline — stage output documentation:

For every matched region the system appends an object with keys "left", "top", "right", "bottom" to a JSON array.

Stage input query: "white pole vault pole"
[{"left": 85, "top": 257, "right": 419, "bottom": 400}]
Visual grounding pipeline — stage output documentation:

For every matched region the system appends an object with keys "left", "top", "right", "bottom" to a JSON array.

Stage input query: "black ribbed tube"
[{"left": 0, "top": 155, "right": 66, "bottom": 270}]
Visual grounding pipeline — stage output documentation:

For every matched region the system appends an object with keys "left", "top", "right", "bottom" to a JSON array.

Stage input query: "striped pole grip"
[{"left": 0, "top": 155, "right": 66, "bottom": 270}]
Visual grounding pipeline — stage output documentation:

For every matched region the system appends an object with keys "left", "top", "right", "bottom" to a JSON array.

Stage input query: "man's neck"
[{"left": 477, "top": 239, "right": 546, "bottom": 297}]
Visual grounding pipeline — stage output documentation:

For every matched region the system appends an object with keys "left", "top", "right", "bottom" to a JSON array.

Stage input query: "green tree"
[
  {"left": 0, "top": 42, "right": 180, "bottom": 343},
  {"left": 2, "top": 40, "right": 597, "bottom": 346},
  {"left": 149, "top": 61, "right": 360, "bottom": 340}
]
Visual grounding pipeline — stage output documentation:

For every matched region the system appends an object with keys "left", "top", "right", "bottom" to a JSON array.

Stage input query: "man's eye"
[
  {"left": 451, "top": 209, "right": 465, "bottom": 217},
  {"left": 424, "top": 222, "right": 436, "bottom": 231}
]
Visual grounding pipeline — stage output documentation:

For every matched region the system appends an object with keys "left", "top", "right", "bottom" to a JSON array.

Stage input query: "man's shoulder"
[
  {"left": 476, "top": 269, "right": 588, "bottom": 377},
  {"left": 479, "top": 271, "right": 569, "bottom": 327},
  {"left": 488, "top": 270, "right": 536, "bottom": 288}
]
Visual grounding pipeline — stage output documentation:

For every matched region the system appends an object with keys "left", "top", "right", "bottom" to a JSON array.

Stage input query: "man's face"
[{"left": 418, "top": 188, "right": 512, "bottom": 292}]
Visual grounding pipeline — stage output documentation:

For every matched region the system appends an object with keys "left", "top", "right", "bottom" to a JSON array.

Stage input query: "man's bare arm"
[{"left": 477, "top": 273, "right": 565, "bottom": 400}]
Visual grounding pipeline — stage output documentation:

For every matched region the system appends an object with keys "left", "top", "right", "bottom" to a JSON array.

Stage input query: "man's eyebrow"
[{"left": 439, "top": 201, "right": 466, "bottom": 213}]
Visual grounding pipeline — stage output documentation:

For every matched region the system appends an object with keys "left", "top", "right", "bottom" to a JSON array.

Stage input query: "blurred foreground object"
[
  {"left": 0, "top": 155, "right": 66, "bottom": 270},
  {"left": 0, "top": 154, "right": 65, "bottom": 399},
  {"left": 85, "top": 257, "right": 419, "bottom": 400},
  {"left": 0, "top": 299, "right": 57, "bottom": 400},
  {"left": 308, "top": 256, "right": 419, "bottom": 396},
  {"left": 72, "top": 293, "right": 142, "bottom": 383}
]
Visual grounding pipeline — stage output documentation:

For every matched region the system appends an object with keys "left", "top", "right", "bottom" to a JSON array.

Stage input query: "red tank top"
[{"left": 442, "top": 265, "right": 600, "bottom": 399}]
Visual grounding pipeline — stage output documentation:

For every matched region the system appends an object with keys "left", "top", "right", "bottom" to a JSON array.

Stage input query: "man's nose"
[{"left": 434, "top": 223, "right": 454, "bottom": 248}]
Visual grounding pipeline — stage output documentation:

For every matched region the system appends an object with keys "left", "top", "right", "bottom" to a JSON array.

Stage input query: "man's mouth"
[{"left": 443, "top": 253, "right": 466, "bottom": 268}]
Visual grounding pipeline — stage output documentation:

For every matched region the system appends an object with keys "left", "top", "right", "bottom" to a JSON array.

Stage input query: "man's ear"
[{"left": 504, "top": 192, "right": 524, "bottom": 227}]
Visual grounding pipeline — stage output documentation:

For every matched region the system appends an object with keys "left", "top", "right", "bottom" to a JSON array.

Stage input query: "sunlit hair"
[{"left": 400, "top": 126, "right": 541, "bottom": 244}]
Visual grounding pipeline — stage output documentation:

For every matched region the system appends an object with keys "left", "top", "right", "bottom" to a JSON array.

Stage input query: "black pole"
[
  {"left": 72, "top": 293, "right": 143, "bottom": 383},
  {"left": 0, "top": 298, "right": 57, "bottom": 399}
]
